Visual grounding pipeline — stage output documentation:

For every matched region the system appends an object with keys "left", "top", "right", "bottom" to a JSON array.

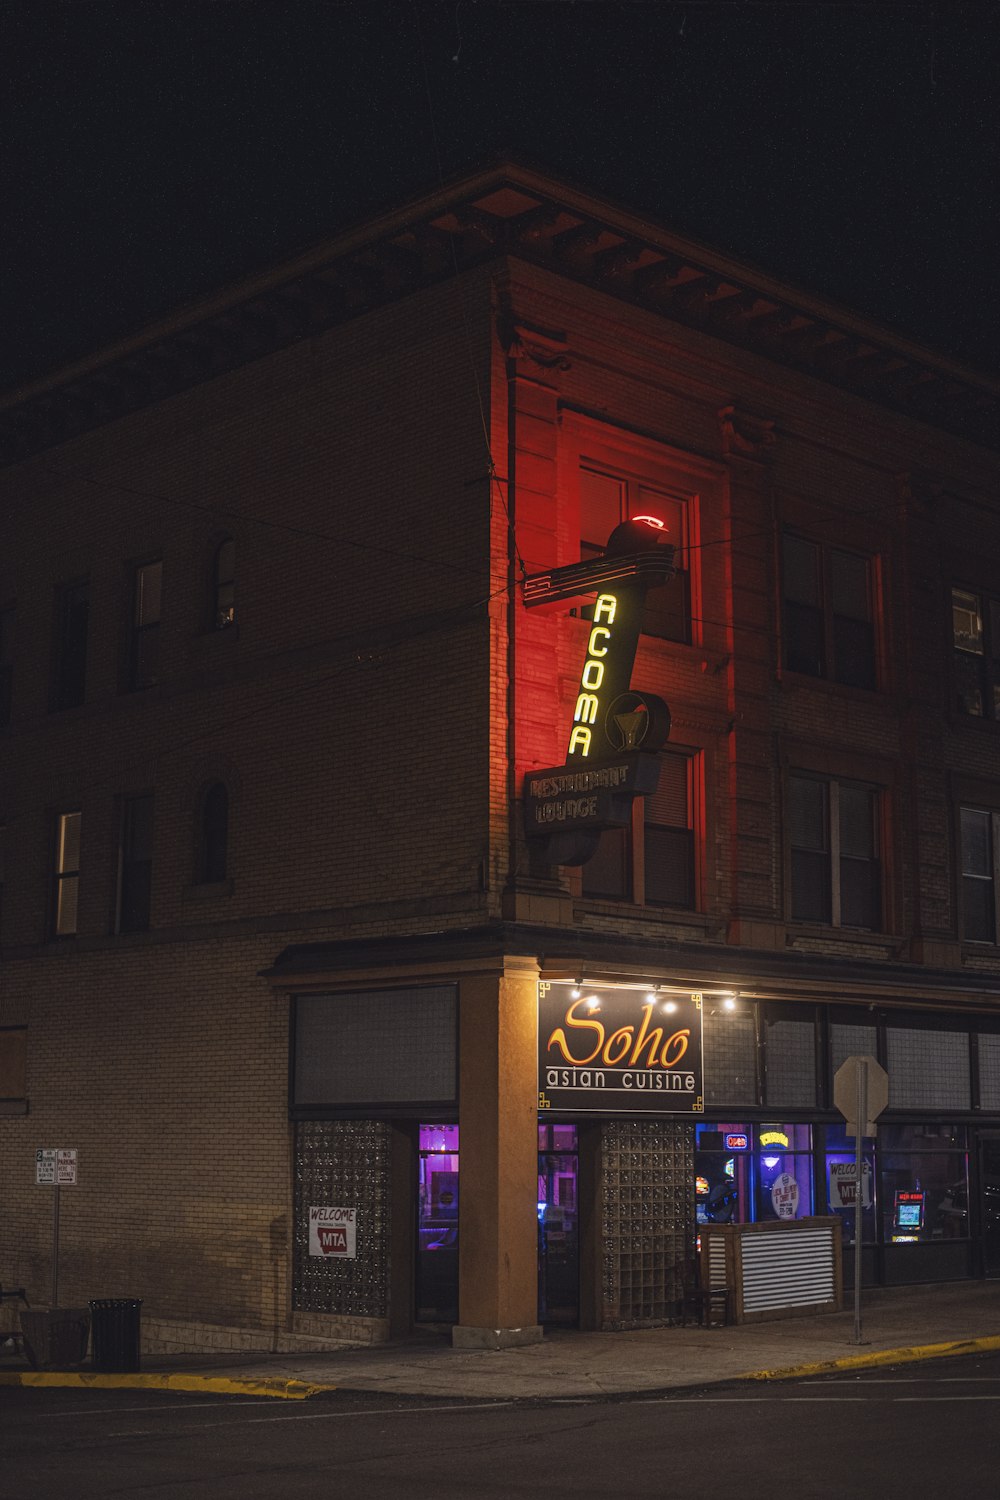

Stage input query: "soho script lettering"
[
  {"left": 546, "top": 998, "right": 690, "bottom": 1069},
  {"left": 568, "top": 592, "right": 618, "bottom": 758}
]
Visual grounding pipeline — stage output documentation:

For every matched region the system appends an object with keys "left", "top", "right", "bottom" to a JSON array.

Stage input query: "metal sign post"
[
  {"left": 35, "top": 1148, "right": 77, "bottom": 1308},
  {"left": 853, "top": 1059, "right": 866, "bottom": 1346},
  {"left": 833, "top": 1055, "right": 888, "bottom": 1347}
]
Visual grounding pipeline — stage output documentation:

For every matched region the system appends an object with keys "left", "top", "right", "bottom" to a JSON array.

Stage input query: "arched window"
[
  {"left": 213, "top": 539, "right": 235, "bottom": 629},
  {"left": 199, "top": 782, "right": 229, "bottom": 883}
]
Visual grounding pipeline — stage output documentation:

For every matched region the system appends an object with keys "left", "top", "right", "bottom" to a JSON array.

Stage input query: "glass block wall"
[
  {"left": 600, "top": 1118, "right": 694, "bottom": 1330},
  {"left": 293, "top": 1119, "right": 391, "bottom": 1316}
]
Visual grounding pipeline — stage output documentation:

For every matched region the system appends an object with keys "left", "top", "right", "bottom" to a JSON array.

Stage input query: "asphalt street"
[{"left": 4, "top": 1352, "right": 999, "bottom": 1499}]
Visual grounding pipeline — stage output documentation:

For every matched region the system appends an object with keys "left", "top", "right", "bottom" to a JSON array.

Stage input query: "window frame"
[
  {"left": 212, "top": 538, "right": 236, "bottom": 631},
  {"left": 53, "top": 809, "right": 81, "bottom": 938},
  {"left": 560, "top": 413, "right": 719, "bottom": 654},
  {"left": 197, "top": 780, "right": 230, "bottom": 884},
  {"left": 952, "top": 585, "right": 1000, "bottom": 721},
  {"left": 116, "top": 792, "right": 154, "bottom": 934},
  {"left": 0, "top": 604, "right": 14, "bottom": 727},
  {"left": 787, "top": 771, "right": 883, "bottom": 932},
  {"left": 52, "top": 576, "right": 89, "bottom": 712},
  {"left": 580, "top": 749, "right": 699, "bottom": 911},
  {"left": 577, "top": 463, "right": 692, "bottom": 644},
  {"left": 128, "top": 558, "right": 163, "bottom": 692},
  {"left": 958, "top": 803, "right": 1000, "bottom": 945},
  {"left": 781, "top": 530, "right": 880, "bottom": 691}
]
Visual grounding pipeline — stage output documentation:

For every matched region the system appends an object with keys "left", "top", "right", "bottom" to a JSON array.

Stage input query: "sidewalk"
[{"left": 4, "top": 1281, "right": 1000, "bottom": 1402}]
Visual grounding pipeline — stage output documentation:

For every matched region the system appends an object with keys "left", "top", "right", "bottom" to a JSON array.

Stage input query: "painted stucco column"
[{"left": 452, "top": 961, "right": 542, "bottom": 1349}]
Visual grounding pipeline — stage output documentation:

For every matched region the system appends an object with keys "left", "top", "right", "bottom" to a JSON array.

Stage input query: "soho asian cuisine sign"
[
  {"left": 538, "top": 983, "right": 704, "bottom": 1114},
  {"left": 522, "top": 518, "right": 675, "bottom": 866}
]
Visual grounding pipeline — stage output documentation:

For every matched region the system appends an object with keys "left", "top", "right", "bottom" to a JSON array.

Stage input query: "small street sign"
[
  {"left": 36, "top": 1147, "right": 78, "bottom": 1185},
  {"left": 834, "top": 1055, "right": 888, "bottom": 1137}
]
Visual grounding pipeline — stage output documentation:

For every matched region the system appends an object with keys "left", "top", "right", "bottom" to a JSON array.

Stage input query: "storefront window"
[
  {"left": 824, "top": 1120, "right": 876, "bottom": 1246},
  {"left": 756, "top": 1122, "right": 814, "bottom": 1221},
  {"left": 695, "top": 1123, "right": 814, "bottom": 1224},
  {"left": 416, "top": 1123, "right": 458, "bottom": 1322},
  {"left": 879, "top": 1123, "right": 969, "bottom": 1245}
]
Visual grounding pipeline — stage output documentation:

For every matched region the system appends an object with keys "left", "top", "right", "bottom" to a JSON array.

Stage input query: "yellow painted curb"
[
  {"left": 741, "top": 1333, "right": 1000, "bottom": 1383},
  {"left": 0, "top": 1371, "right": 335, "bottom": 1400}
]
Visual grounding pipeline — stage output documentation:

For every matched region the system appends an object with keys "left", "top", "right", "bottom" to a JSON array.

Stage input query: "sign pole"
[
  {"left": 853, "top": 1058, "right": 866, "bottom": 1346},
  {"left": 52, "top": 1183, "right": 60, "bottom": 1309}
]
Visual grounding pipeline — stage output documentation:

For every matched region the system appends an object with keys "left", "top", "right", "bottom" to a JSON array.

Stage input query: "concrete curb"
[
  {"left": 0, "top": 1371, "right": 336, "bottom": 1400},
  {"left": 739, "top": 1333, "right": 1000, "bottom": 1383}
]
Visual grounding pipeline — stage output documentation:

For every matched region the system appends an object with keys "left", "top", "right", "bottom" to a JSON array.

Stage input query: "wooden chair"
[{"left": 674, "top": 1259, "right": 731, "bottom": 1328}]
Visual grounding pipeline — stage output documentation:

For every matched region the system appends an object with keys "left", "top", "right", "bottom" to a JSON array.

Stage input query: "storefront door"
[
  {"left": 415, "top": 1124, "right": 459, "bottom": 1322},
  {"left": 979, "top": 1135, "right": 1000, "bottom": 1276},
  {"left": 538, "top": 1124, "right": 579, "bottom": 1326}
]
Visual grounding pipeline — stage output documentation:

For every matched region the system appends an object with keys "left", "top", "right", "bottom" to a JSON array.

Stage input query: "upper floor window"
[
  {"left": 953, "top": 587, "right": 1000, "bottom": 719},
  {"left": 118, "top": 793, "right": 154, "bottom": 933},
  {"left": 198, "top": 781, "right": 229, "bottom": 883},
  {"left": 582, "top": 751, "right": 695, "bottom": 908},
  {"left": 0, "top": 606, "right": 13, "bottom": 727},
  {"left": 130, "top": 560, "right": 162, "bottom": 690},
  {"left": 788, "top": 773, "right": 881, "bottom": 930},
  {"left": 579, "top": 467, "right": 689, "bottom": 643},
  {"left": 213, "top": 539, "right": 235, "bottom": 630},
  {"left": 960, "top": 806, "right": 999, "bottom": 943},
  {"left": 54, "top": 810, "right": 81, "bottom": 937},
  {"left": 782, "top": 534, "right": 876, "bottom": 690},
  {"left": 53, "top": 579, "right": 89, "bottom": 711}
]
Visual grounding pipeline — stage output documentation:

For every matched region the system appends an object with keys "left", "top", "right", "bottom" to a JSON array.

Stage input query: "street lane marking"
[{"left": 800, "top": 1377, "right": 1000, "bottom": 1384}]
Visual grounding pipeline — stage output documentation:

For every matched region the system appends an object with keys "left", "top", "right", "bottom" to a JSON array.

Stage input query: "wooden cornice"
[{"left": 3, "top": 160, "right": 999, "bottom": 465}]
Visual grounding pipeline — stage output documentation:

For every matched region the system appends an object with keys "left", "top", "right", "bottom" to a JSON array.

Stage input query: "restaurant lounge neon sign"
[
  {"left": 568, "top": 593, "right": 619, "bottom": 758},
  {"left": 522, "top": 519, "right": 675, "bottom": 863}
]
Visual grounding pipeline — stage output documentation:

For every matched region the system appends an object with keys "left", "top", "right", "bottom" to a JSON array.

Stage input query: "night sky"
[{"left": 5, "top": 1, "right": 999, "bottom": 393}]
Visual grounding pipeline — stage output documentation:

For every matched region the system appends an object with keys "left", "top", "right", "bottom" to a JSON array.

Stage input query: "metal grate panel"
[{"left": 740, "top": 1226, "right": 836, "bottom": 1312}]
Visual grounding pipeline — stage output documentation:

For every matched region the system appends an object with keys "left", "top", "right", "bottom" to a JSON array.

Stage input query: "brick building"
[{"left": 2, "top": 162, "right": 1000, "bottom": 1353}]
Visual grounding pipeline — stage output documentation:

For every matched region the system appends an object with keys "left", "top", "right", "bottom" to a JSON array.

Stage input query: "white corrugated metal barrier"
[{"left": 740, "top": 1224, "right": 836, "bottom": 1313}]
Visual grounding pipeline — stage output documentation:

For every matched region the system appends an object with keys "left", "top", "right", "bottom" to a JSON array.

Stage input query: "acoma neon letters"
[
  {"left": 568, "top": 592, "right": 618, "bottom": 758},
  {"left": 546, "top": 996, "right": 690, "bottom": 1069}
]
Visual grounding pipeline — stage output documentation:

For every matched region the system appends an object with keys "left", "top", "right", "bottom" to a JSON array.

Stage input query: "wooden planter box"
[{"left": 700, "top": 1216, "right": 843, "bottom": 1324}]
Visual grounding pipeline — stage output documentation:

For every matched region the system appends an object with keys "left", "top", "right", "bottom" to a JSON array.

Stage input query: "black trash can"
[{"left": 89, "top": 1298, "right": 142, "bottom": 1372}]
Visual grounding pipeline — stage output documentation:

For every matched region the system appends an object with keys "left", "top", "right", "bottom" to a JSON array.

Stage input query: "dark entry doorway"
[
  {"left": 416, "top": 1123, "right": 459, "bottom": 1322},
  {"left": 979, "top": 1135, "right": 1000, "bottom": 1277},
  {"left": 538, "top": 1123, "right": 579, "bottom": 1326}
]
